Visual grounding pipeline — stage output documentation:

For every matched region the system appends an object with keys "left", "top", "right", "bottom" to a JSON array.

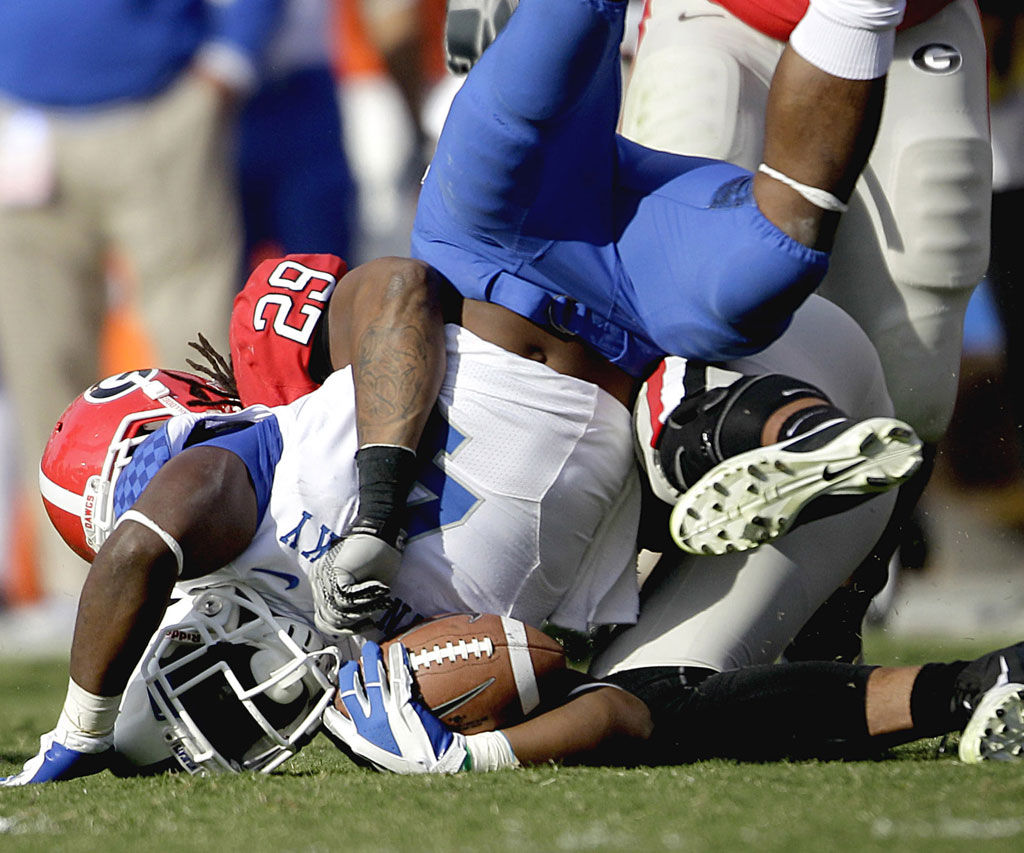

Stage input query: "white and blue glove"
[
  {"left": 323, "top": 641, "right": 469, "bottom": 774},
  {"left": 2, "top": 679, "right": 118, "bottom": 786},
  {"left": 1, "top": 726, "right": 112, "bottom": 786}
]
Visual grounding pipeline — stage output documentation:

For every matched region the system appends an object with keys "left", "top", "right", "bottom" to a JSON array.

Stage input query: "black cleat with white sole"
[
  {"left": 956, "top": 641, "right": 1024, "bottom": 763},
  {"left": 669, "top": 417, "right": 923, "bottom": 555}
]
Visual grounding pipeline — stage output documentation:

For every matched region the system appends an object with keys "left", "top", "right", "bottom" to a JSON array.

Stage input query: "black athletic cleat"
[
  {"left": 669, "top": 417, "right": 923, "bottom": 555},
  {"left": 956, "top": 641, "right": 1024, "bottom": 763}
]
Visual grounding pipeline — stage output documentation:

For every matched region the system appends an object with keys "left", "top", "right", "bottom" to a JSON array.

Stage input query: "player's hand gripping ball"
[{"left": 336, "top": 613, "right": 566, "bottom": 734}]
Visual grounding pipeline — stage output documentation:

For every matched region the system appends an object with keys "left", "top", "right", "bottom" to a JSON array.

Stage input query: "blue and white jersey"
[{"left": 119, "top": 326, "right": 641, "bottom": 637}]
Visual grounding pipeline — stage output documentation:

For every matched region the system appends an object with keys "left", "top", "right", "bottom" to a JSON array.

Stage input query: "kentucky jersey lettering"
[{"left": 279, "top": 511, "right": 312, "bottom": 550}]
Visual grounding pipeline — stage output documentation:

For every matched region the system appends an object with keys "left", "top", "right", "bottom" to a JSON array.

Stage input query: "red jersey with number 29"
[{"left": 230, "top": 254, "right": 348, "bottom": 407}]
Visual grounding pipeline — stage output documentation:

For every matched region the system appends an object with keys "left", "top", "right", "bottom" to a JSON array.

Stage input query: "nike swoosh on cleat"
[
  {"left": 431, "top": 678, "right": 496, "bottom": 718},
  {"left": 678, "top": 12, "right": 725, "bottom": 21},
  {"left": 822, "top": 461, "right": 861, "bottom": 481}
]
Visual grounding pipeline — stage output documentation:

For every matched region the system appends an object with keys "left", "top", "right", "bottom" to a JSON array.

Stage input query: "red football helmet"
[
  {"left": 39, "top": 369, "right": 239, "bottom": 562},
  {"left": 230, "top": 254, "right": 346, "bottom": 407}
]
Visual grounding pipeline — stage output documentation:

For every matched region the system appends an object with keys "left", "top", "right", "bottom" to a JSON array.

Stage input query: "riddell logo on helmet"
[{"left": 165, "top": 628, "right": 203, "bottom": 645}]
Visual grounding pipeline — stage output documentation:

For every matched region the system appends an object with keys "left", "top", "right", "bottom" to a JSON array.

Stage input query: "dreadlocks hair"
[{"left": 185, "top": 333, "right": 241, "bottom": 406}]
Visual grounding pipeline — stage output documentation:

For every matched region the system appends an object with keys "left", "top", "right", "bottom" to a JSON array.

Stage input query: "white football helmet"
[
  {"left": 115, "top": 584, "right": 342, "bottom": 775},
  {"left": 38, "top": 368, "right": 239, "bottom": 561}
]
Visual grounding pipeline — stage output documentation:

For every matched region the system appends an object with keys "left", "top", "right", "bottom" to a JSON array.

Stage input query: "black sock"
[
  {"left": 909, "top": 661, "right": 971, "bottom": 736},
  {"left": 607, "top": 662, "right": 877, "bottom": 762}
]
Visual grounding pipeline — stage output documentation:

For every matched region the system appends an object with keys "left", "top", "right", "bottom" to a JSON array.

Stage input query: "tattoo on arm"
[{"left": 355, "top": 323, "right": 432, "bottom": 438}]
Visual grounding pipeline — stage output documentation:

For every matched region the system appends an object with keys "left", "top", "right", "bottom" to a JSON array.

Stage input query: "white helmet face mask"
[{"left": 115, "top": 585, "right": 340, "bottom": 775}]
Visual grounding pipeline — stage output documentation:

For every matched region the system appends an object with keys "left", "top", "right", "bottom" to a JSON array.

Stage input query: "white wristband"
[
  {"left": 464, "top": 731, "right": 520, "bottom": 772},
  {"left": 58, "top": 678, "right": 121, "bottom": 740},
  {"left": 758, "top": 164, "right": 849, "bottom": 212},
  {"left": 790, "top": 2, "right": 902, "bottom": 80}
]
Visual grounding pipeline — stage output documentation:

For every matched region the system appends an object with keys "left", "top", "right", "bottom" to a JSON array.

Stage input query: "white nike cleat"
[
  {"left": 959, "top": 682, "right": 1024, "bottom": 763},
  {"left": 669, "top": 417, "right": 923, "bottom": 555}
]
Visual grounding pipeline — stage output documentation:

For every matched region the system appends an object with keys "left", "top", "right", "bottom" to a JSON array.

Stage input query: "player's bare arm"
[
  {"left": 326, "top": 258, "right": 450, "bottom": 450},
  {"left": 501, "top": 684, "right": 653, "bottom": 766},
  {"left": 235, "top": 256, "right": 454, "bottom": 633},
  {"left": 70, "top": 446, "right": 258, "bottom": 697},
  {"left": 754, "top": 0, "right": 904, "bottom": 249},
  {"left": 440, "top": 0, "right": 902, "bottom": 255}
]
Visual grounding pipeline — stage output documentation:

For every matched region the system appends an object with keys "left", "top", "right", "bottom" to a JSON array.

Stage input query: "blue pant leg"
[
  {"left": 414, "top": 0, "right": 626, "bottom": 247},
  {"left": 613, "top": 141, "right": 830, "bottom": 361}
]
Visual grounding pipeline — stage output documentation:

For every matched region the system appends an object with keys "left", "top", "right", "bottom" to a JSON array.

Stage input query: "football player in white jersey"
[
  {"left": 1, "top": 356, "right": 1015, "bottom": 783},
  {"left": 0, "top": 249, "right": 918, "bottom": 785},
  {"left": 230, "top": 256, "right": 1021, "bottom": 769},
  {"left": 1, "top": 350, "right": 649, "bottom": 784},
  {"left": 201, "top": 252, "right": 1022, "bottom": 771},
  {"left": 220, "top": 251, "right": 952, "bottom": 770}
]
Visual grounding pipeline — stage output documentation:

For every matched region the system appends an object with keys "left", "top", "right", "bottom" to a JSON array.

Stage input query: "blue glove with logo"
[{"left": 323, "top": 641, "right": 468, "bottom": 774}]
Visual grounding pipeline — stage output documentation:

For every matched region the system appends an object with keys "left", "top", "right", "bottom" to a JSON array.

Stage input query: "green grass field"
[{"left": 2, "top": 632, "right": 1024, "bottom": 852}]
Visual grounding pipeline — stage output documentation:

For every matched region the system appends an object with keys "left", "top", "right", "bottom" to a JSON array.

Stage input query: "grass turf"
[{"left": 2, "top": 632, "right": 1023, "bottom": 852}]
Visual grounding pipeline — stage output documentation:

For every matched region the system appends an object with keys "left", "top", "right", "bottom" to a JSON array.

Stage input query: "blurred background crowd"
[{"left": 0, "top": 0, "right": 1021, "bottom": 651}]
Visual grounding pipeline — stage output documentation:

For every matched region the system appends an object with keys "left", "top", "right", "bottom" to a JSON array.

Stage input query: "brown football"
[{"left": 368, "top": 612, "right": 567, "bottom": 734}]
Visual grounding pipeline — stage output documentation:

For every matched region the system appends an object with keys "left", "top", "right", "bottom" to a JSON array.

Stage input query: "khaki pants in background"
[{"left": 0, "top": 72, "right": 243, "bottom": 600}]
